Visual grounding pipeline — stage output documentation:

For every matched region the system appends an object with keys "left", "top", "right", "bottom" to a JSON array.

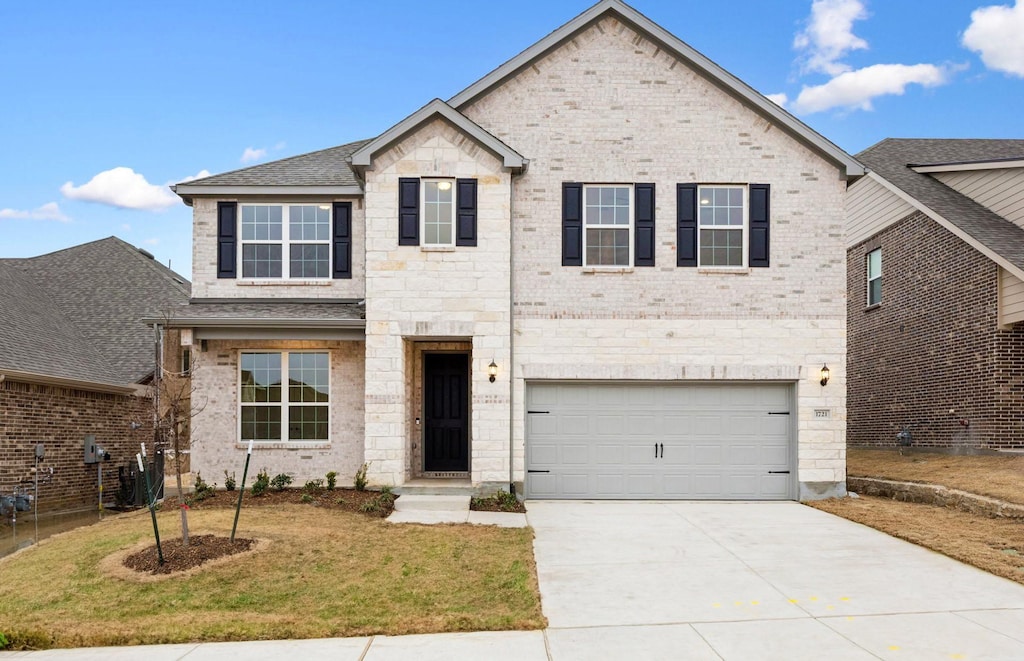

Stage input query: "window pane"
[
  {"left": 240, "top": 353, "right": 282, "bottom": 403},
  {"left": 700, "top": 229, "right": 742, "bottom": 266},
  {"left": 288, "top": 406, "right": 328, "bottom": 441},
  {"left": 241, "top": 406, "right": 281, "bottom": 441},
  {"left": 289, "top": 205, "right": 330, "bottom": 241},
  {"left": 288, "top": 352, "right": 329, "bottom": 403},
  {"left": 868, "top": 279, "right": 882, "bottom": 305},
  {"left": 867, "top": 249, "right": 881, "bottom": 278},
  {"left": 438, "top": 222, "right": 452, "bottom": 245},
  {"left": 242, "top": 244, "right": 282, "bottom": 278},
  {"left": 423, "top": 181, "right": 454, "bottom": 246},
  {"left": 289, "top": 244, "right": 329, "bottom": 278},
  {"left": 586, "top": 228, "right": 629, "bottom": 266}
]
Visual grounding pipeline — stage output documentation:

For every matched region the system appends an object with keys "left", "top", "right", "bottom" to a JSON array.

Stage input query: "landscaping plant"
[
  {"left": 325, "top": 471, "right": 338, "bottom": 490},
  {"left": 224, "top": 470, "right": 237, "bottom": 492},
  {"left": 354, "top": 463, "right": 368, "bottom": 491},
  {"left": 270, "top": 473, "right": 292, "bottom": 491},
  {"left": 251, "top": 468, "right": 270, "bottom": 496}
]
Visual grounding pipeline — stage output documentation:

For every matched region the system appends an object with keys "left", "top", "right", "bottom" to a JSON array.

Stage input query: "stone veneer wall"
[
  {"left": 0, "top": 379, "right": 153, "bottom": 513},
  {"left": 848, "top": 211, "right": 1024, "bottom": 449},
  {"left": 188, "top": 339, "right": 366, "bottom": 485},
  {"left": 362, "top": 120, "right": 513, "bottom": 486},
  {"left": 460, "top": 17, "right": 849, "bottom": 495}
]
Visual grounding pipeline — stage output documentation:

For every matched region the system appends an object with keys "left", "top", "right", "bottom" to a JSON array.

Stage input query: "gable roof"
[
  {"left": 350, "top": 99, "right": 526, "bottom": 170},
  {"left": 0, "top": 237, "right": 191, "bottom": 389},
  {"left": 857, "top": 139, "right": 1024, "bottom": 278},
  {"left": 448, "top": 0, "right": 863, "bottom": 179},
  {"left": 173, "top": 139, "right": 370, "bottom": 204}
]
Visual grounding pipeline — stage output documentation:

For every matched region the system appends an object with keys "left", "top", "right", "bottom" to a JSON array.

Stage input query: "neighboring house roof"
[
  {"left": 173, "top": 139, "right": 371, "bottom": 204},
  {"left": 150, "top": 300, "right": 365, "bottom": 328},
  {"left": 858, "top": 138, "right": 1024, "bottom": 277},
  {"left": 0, "top": 237, "right": 191, "bottom": 390},
  {"left": 448, "top": 0, "right": 863, "bottom": 179},
  {"left": 172, "top": 0, "right": 862, "bottom": 208},
  {"left": 350, "top": 99, "right": 527, "bottom": 170}
]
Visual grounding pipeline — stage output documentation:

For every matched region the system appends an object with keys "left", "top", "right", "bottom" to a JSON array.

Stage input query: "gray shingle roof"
[
  {"left": 177, "top": 139, "right": 371, "bottom": 188},
  {"left": 858, "top": 139, "right": 1024, "bottom": 273},
  {"left": 157, "top": 300, "right": 365, "bottom": 326},
  {"left": 0, "top": 237, "right": 191, "bottom": 386}
]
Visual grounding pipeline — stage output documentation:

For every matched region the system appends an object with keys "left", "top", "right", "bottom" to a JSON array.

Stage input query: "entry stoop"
[
  {"left": 393, "top": 494, "right": 470, "bottom": 512},
  {"left": 396, "top": 479, "right": 476, "bottom": 497}
]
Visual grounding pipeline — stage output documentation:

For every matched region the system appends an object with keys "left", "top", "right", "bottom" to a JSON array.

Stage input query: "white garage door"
[{"left": 525, "top": 382, "right": 794, "bottom": 500}]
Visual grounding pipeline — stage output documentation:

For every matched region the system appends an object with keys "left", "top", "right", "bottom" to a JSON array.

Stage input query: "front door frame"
[{"left": 421, "top": 350, "right": 471, "bottom": 476}]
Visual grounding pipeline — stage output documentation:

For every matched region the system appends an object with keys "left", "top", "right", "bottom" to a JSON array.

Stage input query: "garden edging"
[{"left": 848, "top": 476, "right": 1024, "bottom": 519}]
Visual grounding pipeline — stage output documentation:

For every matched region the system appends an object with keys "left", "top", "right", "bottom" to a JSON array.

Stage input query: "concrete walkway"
[{"left": 5, "top": 501, "right": 1024, "bottom": 659}]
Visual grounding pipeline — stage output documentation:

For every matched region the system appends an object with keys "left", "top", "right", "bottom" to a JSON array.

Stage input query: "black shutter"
[
  {"left": 634, "top": 183, "right": 655, "bottom": 267},
  {"left": 562, "top": 182, "right": 583, "bottom": 266},
  {"left": 455, "top": 178, "right": 477, "bottom": 247},
  {"left": 332, "top": 201, "right": 352, "bottom": 279},
  {"left": 398, "top": 177, "right": 420, "bottom": 246},
  {"left": 749, "top": 184, "right": 770, "bottom": 268},
  {"left": 217, "top": 201, "right": 237, "bottom": 278},
  {"left": 676, "top": 184, "right": 697, "bottom": 267}
]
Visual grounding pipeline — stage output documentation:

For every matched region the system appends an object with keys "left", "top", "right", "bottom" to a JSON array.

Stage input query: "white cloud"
[
  {"left": 0, "top": 201, "right": 70, "bottom": 222},
  {"left": 962, "top": 1, "right": 1024, "bottom": 77},
  {"left": 791, "top": 63, "right": 950, "bottom": 113},
  {"left": 61, "top": 167, "right": 180, "bottom": 210},
  {"left": 176, "top": 169, "right": 211, "bottom": 184},
  {"left": 240, "top": 147, "right": 267, "bottom": 164},
  {"left": 794, "top": 0, "right": 869, "bottom": 75},
  {"left": 143, "top": 238, "right": 159, "bottom": 246},
  {"left": 765, "top": 93, "right": 789, "bottom": 107}
]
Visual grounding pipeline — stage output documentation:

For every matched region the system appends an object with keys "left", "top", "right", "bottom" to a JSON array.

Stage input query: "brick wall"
[
  {"left": 0, "top": 379, "right": 154, "bottom": 514},
  {"left": 848, "top": 211, "right": 1024, "bottom": 448}
]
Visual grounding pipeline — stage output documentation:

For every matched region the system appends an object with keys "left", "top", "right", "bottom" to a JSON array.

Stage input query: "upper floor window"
[
  {"left": 866, "top": 248, "right": 882, "bottom": 306},
  {"left": 240, "top": 204, "right": 330, "bottom": 278},
  {"left": 423, "top": 180, "right": 455, "bottom": 246},
  {"left": 584, "top": 185, "right": 633, "bottom": 267},
  {"left": 698, "top": 186, "right": 745, "bottom": 267}
]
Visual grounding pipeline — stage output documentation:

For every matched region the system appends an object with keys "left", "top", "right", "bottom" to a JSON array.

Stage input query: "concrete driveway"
[{"left": 528, "top": 501, "right": 1024, "bottom": 660}]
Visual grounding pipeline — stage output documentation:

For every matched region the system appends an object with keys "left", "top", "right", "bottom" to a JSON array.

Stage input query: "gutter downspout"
[{"left": 508, "top": 164, "right": 523, "bottom": 496}]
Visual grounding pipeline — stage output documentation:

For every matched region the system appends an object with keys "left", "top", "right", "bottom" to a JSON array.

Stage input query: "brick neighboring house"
[
  {"left": 847, "top": 139, "right": 1024, "bottom": 449},
  {"left": 0, "top": 237, "right": 191, "bottom": 514},
  {"left": 169, "top": 0, "right": 863, "bottom": 501}
]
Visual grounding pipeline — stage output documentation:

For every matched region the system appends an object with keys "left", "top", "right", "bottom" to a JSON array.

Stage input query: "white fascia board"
[
  {"left": 911, "top": 159, "right": 1024, "bottom": 174},
  {"left": 447, "top": 0, "right": 863, "bottom": 179},
  {"left": 868, "top": 171, "right": 1024, "bottom": 282},
  {"left": 349, "top": 98, "right": 526, "bottom": 169},
  {"left": 173, "top": 185, "right": 364, "bottom": 197}
]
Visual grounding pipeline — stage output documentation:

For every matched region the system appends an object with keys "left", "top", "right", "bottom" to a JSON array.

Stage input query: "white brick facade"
[{"left": 180, "top": 5, "right": 851, "bottom": 498}]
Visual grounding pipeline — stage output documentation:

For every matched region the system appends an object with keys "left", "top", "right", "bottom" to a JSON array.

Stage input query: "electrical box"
[
  {"left": 84, "top": 435, "right": 98, "bottom": 464},
  {"left": 35, "top": 443, "right": 44, "bottom": 460}
]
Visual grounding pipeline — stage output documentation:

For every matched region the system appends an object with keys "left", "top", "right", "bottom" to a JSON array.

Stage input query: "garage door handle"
[
  {"left": 768, "top": 470, "right": 790, "bottom": 474},
  {"left": 527, "top": 410, "right": 550, "bottom": 414},
  {"left": 527, "top": 469, "right": 550, "bottom": 474},
  {"left": 768, "top": 411, "right": 791, "bottom": 415}
]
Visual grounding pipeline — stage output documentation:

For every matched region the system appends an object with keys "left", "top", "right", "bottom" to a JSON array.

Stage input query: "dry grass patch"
[
  {"left": 848, "top": 448, "right": 1024, "bottom": 505},
  {"left": 0, "top": 506, "right": 544, "bottom": 650},
  {"left": 809, "top": 496, "right": 1024, "bottom": 586}
]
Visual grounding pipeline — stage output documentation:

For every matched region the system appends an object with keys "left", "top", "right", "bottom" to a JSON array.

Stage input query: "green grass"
[{"left": 0, "top": 506, "right": 544, "bottom": 649}]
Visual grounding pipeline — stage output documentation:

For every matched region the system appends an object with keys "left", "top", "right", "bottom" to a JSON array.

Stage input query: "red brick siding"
[
  {"left": 847, "top": 211, "right": 1024, "bottom": 448},
  {"left": 0, "top": 379, "right": 154, "bottom": 513}
]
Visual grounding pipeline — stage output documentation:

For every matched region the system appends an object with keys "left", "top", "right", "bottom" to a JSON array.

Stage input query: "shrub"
[
  {"left": 251, "top": 468, "right": 270, "bottom": 497},
  {"left": 359, "top": 487, "right": 396, "bottom": 517},
  {"left": 193, "top": 472, "right": 216, "bottom": 502},
  {"left": 300, "top": 493, "right": 315, "bottom": 504},
  {"left": 0, "top": 632, "right": 9, "bottom": 649},
  {"left": 304, "top": 479, "right": 324, "bottom": 493},
  {"left": 223, "top": 470, "right": 237, "bottom": 492},
  {"left": 354, "top": 463, "right": 368, "bottom": 491},
  {"left": 270, "top": 473, "right": 292, "bottom": 491},
  {"left": 325, "top": 471, "right": 338, "bottom": 490}
]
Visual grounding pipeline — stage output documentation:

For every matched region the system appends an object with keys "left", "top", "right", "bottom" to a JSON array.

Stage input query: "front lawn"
[{"left": 0, "top": 505, "right": 544, "bottom": 650}]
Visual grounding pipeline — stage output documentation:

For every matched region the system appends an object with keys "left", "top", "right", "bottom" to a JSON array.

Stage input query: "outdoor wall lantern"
[
  {"left": 820, "top": 364, "right": 830, "bottom": 387},
  {"left": 488, "top": 360, "right": 498, "bottom": 383}
]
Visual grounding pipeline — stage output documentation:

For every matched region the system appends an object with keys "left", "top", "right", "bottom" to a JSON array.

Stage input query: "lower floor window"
[{"left": 240, "top": 351, "right": 329, "bottom": 442}]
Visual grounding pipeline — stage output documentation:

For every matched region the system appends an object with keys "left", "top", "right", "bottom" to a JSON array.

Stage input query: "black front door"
[{"left": 423, "top": 353, "right": 470, "bottom": 472}]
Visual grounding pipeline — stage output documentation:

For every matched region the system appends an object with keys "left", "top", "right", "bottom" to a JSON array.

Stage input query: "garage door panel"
[{"left": 526, "top": 383, "right": 793, "bottom": 500}]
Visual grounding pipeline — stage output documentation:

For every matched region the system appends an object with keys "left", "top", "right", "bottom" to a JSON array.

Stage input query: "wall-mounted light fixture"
[
  {"left": 820, "top": 364, "right": 830, "bottom": 387},
  {"left": 488, "top": 360, "right": 498, "bottom": 383}
]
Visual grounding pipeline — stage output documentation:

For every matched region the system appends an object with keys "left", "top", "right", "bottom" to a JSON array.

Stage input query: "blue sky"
[{"left": 2, "top": 0, "right": 1021, "bottom": 278}]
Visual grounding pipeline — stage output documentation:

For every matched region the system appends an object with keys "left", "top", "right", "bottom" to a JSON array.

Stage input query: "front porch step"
[
  {"left": 393, "top": 494, "right": 470, "bottom": 512},
  {"left": 396, "top": 479, "right": 477, "bottom": 497}
]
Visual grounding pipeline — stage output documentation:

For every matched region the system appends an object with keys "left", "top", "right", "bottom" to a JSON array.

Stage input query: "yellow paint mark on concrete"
[
  {"left": 788, "top": 598, "right": 799, "bottom": 604},
  {"left": 750, "top": 600, "right": 760, "bottom": 606},
  {"left": 712, "top": 603, "right": 722, "bottom": 608},
  {"left": 840, "top": 597, "right": 850, "bottom": 602},
  {"left": 809, "top": 596, "right": 819, "bottom": 602},
  {"left": 845, "top": 617, "right": 855, "bottom": 621},
  {"left": 949, "top": 654, "right": 965, "bottom": 660},
  {"left": 734, "top": 601, "right": 744, "bottom": 607},
  {"left": 888, "top": 646, "right": 901, "bottom": 651},
  {"left": 826, "top": 605, "right": 835, "bottom": 610}
]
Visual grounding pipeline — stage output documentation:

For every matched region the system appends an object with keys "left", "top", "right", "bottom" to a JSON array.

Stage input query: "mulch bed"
[
  {"left": 123, "top": 534, "right": 254, "bottom": 574},
  {"left": 163, "top": 487, "right": 394, "bottom": 516},
  {"left": 470, "top": 495, "right": 527, "bottom": 513}
]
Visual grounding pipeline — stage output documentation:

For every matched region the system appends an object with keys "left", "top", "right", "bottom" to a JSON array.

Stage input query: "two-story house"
[
  {"left": 846, "top": 139, "right": 1024, "bottom": 450},
  {"left": 169, "top": 0, "right": 862, "bottom": 501}
]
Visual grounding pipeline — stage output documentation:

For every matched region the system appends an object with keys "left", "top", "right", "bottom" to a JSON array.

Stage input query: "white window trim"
[
  {"left": 582, "top": 183, "right": 634, "bottom": 268},
  {"left": 421, "top": 179, "right": 456, "bottom": 248},
  {"left": 238, "top": 203, "right": 332, "bottom": 280},
  {"left": 697, "top": 184, "right": 748, "bottom": 269},
  {"left": 237, "top": 350, "right": 331, "bottom": 445},
  {"left": 866, "top": 248, "right": 882, "bottom": 306}
]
